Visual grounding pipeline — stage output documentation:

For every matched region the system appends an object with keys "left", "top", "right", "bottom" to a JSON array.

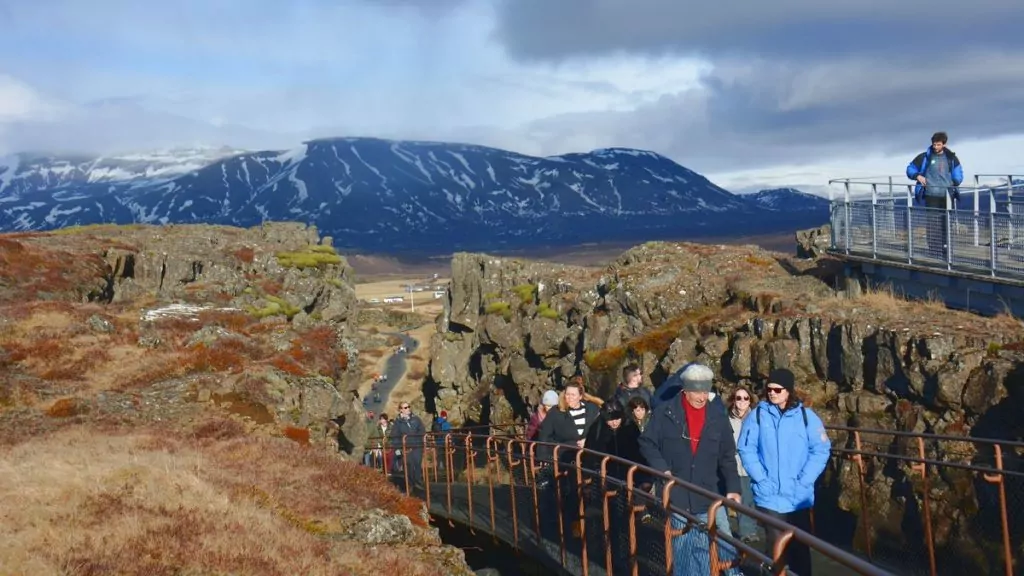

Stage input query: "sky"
[{"left": 2, "top": 0, "right": 1024, "bottom": 192}]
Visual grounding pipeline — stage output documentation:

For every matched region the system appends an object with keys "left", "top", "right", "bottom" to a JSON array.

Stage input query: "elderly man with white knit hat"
[{"left": 638, "top": 363, "right": 742, "bottom": 576}]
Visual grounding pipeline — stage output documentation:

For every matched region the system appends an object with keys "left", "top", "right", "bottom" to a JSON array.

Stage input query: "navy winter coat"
[{"left": 638, "top": 393, "right": 741, "bottom": 514}]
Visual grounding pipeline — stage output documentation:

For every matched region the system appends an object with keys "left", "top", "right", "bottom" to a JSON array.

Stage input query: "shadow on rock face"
[{"left": 970, "top": 363, "right": 1024, "bottom": 548}]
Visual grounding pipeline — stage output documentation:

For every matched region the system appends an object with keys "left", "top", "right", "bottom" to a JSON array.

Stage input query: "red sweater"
[{"left": 682, "top": 399, "right": 706, "bottom": 455}]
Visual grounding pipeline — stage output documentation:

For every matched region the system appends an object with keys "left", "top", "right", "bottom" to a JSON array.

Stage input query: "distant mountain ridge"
[
  {"left": 745, "top": 188, "right": 831, "bottom": 211},
  {"left": 0, "top": 137, "right": 829, "bottom": 254}
]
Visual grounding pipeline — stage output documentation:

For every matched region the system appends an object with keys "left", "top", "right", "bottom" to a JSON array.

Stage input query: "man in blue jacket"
[
  {"left": 639, "top": 363, "right": 741, "bottom": 576},
  {"left": 906, "top": 131, "right": 964, "bottom": 252},
  {"left": 738, "top": 368, "right": 831, "bottom": 576}
]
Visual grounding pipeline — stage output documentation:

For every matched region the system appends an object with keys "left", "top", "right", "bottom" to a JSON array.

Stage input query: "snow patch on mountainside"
[{"left": 0, "top": 137, "right": 828, "bottom": 252}]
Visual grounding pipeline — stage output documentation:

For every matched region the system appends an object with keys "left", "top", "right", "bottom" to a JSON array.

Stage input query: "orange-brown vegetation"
[
  {"left": 259, "top": 278, "right": 283, "bottom": 296},
  {"left": 276, "top": 325, "right": 348, "bottom": 378},
  {"left": 0, "top": 237, "right": 109, "bottom": 301},
  {"left": 233, "top": 246, "right": 256, "bottom": 263},
  {"left": 283, "top": 425, "right": 311, "bottom": 446},
  {"left": 584, "top": 306, "right": 726, "bottom": 371},
  {"left": 0, "top": 425, "right": 455, "bottom": 575},
  {"left": 0, "top": 228, "right": 457, "bottom": 575},
  {"left": 45, "top": 397, "right": 88, "bottom": 418},
  {"left": 744, "top": 254, "right": 776, "bottom": 267}
]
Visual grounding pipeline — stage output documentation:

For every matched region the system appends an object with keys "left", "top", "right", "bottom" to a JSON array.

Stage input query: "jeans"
[
  {"left": 924, "top": 195, "right": 949, "bottom": 253},
  {"left": 737, "top": 476, "right": 757, "bottom": 539},
  {"left": 669, "top": 507, "right": 742, "bottom": 576}
]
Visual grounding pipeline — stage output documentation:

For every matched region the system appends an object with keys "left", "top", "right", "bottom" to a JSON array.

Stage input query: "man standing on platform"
[{"left": 907, "top": 131, "right": 964, "bottom": 252}]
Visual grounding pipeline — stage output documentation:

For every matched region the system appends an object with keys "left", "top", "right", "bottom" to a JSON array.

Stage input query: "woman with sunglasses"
[
  {"left": 737, "top": 369, "right": 831, "bottom": 576},
  {"left": 727, "top": 386, "right": 758, "bottom": 543}
]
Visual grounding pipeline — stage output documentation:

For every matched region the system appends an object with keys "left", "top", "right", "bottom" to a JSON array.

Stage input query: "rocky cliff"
[
  {"left": 0, "top": 221, "right": 368, "bottom": 454},
  {"left": 0, "top": 222, "right": 478, "bottom": 575},
  {"left": 424, "top": 237, "right": 1024, "bottom": 569}
]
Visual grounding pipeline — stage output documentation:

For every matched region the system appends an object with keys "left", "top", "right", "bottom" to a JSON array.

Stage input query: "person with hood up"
[
  {"left": 527, "top": 389, "right": 559, "bottom": 441},
  {"left": 738, "top": 368, "right": 831, "bottom": 576},
  {"left": 639, "top": 363, "right": 741, "bottom": 576},
  {"left": 431, "top": 410, "right": 453, "bottom": 470},
  {"left": 583, "top": 399, "right": 645, "bottom": 572}
]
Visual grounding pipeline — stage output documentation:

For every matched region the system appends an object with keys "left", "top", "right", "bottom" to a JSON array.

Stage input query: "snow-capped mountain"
[
  {"left": 0, "top": 138, "right": 829, "bottom": 253},
  {"left": 746, "top": 188, "right": 831, "bottom": 213}
]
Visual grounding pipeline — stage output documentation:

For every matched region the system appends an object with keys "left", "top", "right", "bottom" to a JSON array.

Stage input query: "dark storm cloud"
[
  {"left": 522, "top": 53, "right": 1024, "bottom": 173},
  {"left": 492, "top": 0, "right": 1024, "bottom": 62},
  {"left": 488, "top": 0, "right": 1024, "bottom": 173}
]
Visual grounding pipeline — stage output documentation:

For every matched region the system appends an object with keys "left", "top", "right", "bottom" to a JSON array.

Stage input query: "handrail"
[
  {"left": 361, "top": 422, "right": 1024, "bottom": 576},
  {"left": 366, "top": 430, "right": 895, "bottom": 576}
]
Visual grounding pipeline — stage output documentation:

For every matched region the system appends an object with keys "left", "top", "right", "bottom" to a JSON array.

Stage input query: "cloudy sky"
[{"left": 2, "top": 0, "right": 1024, "bottom": 191}]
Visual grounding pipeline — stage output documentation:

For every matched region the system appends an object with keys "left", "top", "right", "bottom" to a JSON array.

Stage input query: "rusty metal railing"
[
  {"left": 821, "top": 424, "right": 1024, "bottom": 576},
  {"left": 365, "top": 430, "right": 893, "bottom": 576}
]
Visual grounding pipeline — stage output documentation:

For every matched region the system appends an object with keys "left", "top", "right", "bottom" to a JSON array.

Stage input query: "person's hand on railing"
[{"left": 916, "top": 175, "right": 927, "bottom": 186}]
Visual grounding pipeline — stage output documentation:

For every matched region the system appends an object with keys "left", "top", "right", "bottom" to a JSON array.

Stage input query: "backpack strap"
[{"left": 757, "top": 403, "right": 809, "bottom": 427}]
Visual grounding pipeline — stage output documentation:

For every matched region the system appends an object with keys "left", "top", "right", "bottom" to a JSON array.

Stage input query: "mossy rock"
[{"left": 275, "top": 244, "right": 342, "bottom": 269}]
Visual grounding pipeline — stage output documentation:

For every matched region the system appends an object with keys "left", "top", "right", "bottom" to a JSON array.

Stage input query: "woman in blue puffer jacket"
[{"left": 738, "top": 369, "right": 831, "bottom": 576}]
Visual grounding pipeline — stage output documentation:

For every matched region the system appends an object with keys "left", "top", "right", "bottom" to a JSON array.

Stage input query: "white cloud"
[
  {"left": 0, "top": 75, "right": 65, "bottom": 123},
  {"left": 0, "top": 0, "right": 1021, "bottom": 195}
]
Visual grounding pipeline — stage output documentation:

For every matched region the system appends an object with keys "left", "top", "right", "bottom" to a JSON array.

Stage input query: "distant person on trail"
[
  {"left": 526, "top": 389, "right": 559, "bottom": 441},
  {"left": 738, "top": 369, "right": 831, "bottom": 576},
  {"left": 390, "top": 402, "right": 427, "bottom": 489},
  {"left": 431, "top": 410, "right": 453, "bottom": 470},
  {"left": 906, "top": 131, "right": 964, "bottom": 252},
  {"left": 638, "top": 363, "right": 742, "bottom": 576},
  {"left": 364, "top": 413, "right": 390, "bottom": 472},
  {"left": 611, "top": 363, "right": 654, "bottom": 408}
]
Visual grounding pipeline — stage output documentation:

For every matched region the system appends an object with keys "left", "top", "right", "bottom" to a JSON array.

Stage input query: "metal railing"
[
  {"left": 364, "top": 422, "right": 1024, "bottom": 576},
  {"left": 821, "top": 424, "right": 1024, "bottom": 576},
  {"left": 366, "top": 428, "right": 892, "bottom": 576},
  {"left": 828, "top": 175, "right": 1024, "bottom": 279}
]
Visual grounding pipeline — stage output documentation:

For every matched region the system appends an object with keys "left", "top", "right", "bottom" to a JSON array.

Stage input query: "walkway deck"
[{"left": 396, "top": 475, "right": 871, "bottom": 576}]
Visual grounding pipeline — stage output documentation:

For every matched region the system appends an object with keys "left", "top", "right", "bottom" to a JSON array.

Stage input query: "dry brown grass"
[
  {"left": 820, "top": 283, "right": 1024, "bottom": 337},
  {"left": 0, "top": 424, "right": 455, "bottom": 576}
]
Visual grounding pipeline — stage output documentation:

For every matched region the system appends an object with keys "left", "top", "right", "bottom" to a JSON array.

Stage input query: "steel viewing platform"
[
  {"left": 828, "top": 174, "right": 1024, "bottom": 315},
  {"left": 366, "top": 423, "right": 1023, "bottom": 576}
]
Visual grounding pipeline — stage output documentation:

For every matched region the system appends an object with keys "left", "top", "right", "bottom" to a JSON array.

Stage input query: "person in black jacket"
[
  {"left": 538, "top": 381, "right": 600, "bottom": 463},
  {"left": 537, "top": 380, "right": 599, "bottom": 536},
  {"left": 611, "top": 363, "right": 654, "bottom": 408},
  {"left": 584, "top": 399, "right": 644, "bottom": 482},
  {"left": 639, "top": 363, "right": 741, "bottom": 576},
  {"left": 583, "top": 399, "right": 645, "bottom": 572},
  {"left": 389, "top": 402, "right": 427, "bottom": 490}
]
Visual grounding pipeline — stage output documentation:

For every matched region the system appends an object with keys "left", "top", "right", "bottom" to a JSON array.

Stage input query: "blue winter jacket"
[
  {"left": 736, "top": 401, "right": 831, "bottom": 514},
  {"left": 906, "top": 147, "right": 963, "bottom": 203}
]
